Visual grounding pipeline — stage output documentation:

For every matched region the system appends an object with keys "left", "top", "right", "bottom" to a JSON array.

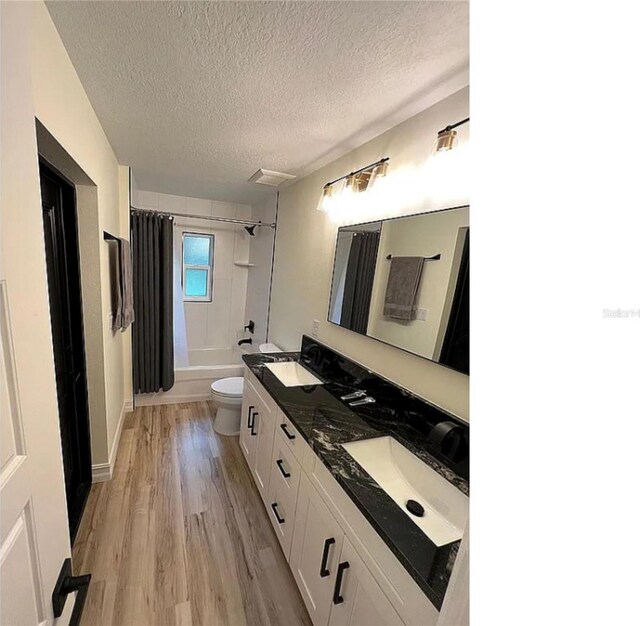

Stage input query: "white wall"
[
  {"left": 0, "top": 0, "right": 129, "bottom": 615},
  {"left": 245, "top": 195, "right": 277, "bottom": 347},
  {"left": 132, "top": 189, "right": 254, "bottom": 359},
  {"left": 3, "top": 1, "right": 130, "bottom": 467},
  {"left": 270, "top": 87, "right": 470, "bottom": 419}
]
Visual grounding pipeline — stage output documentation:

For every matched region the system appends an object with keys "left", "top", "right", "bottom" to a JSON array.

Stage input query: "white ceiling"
[{"left": 46, "top": 1, "right": 469, "bottom": 205}]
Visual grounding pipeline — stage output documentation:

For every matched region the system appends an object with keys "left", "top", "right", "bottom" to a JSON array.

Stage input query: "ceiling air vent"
[{"left": 248, "top": 169, "right": 296, "bottom": 187}]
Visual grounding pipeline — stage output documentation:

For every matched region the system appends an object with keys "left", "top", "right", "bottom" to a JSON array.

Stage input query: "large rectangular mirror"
[{"left": 328, "top": 205, "right": 469, "bottom": 374}]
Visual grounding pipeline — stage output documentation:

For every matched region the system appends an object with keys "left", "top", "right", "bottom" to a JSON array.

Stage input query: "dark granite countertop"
[{"left": 242, "top": 347, "right": 468, "bottom": 610}]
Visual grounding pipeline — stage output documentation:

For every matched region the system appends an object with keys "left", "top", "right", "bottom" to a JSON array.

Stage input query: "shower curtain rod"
[{"left": 130, "top": 205, "right": 276, "bottom": 228}]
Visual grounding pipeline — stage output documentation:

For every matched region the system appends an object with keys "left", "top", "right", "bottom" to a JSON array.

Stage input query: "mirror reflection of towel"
[{"left": 383, "top": 256, "right": 423, "bottom": 320}]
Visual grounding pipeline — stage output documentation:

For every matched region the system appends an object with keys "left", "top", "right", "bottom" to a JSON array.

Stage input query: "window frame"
[{"left": 182, "top": 232, "right": 214, "bottom": 302}]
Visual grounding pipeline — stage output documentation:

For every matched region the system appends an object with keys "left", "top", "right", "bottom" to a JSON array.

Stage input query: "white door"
[
  {"left": 0, "top": 282, "right": 73, "bottom": 625},
  {"left": 240, "top": 382, "right": 259, "bottom": 465},
  {"left": 253, "top": 399, "right": 275, "bottom": 503},
  {"left": 290, "top": 473, "right": 345, "bottom": 626},
  {"left": 328, "top": 536, "right": 403, "bottom": 626}
]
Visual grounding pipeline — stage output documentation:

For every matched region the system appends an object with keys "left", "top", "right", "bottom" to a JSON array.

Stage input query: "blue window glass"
[
  {"left": 184, "top": 268, "right": 208, "bottom": 298},
  {"left": 183, "top": 235, "right": 211, "bottom": 266},
  {"left": 183, "top": 233, "right": 214, "bottom": 301}
]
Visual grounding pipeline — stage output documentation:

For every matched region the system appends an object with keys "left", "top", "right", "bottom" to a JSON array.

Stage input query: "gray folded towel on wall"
[
  {"left": 383, "top": 256, "right": 424, "bottom": 320},
  {"left": 111, "top": 237, "right": 135, "bottom": 332},
  {"left": 119, "top": 238, "right": 135, "bottom": 330}
]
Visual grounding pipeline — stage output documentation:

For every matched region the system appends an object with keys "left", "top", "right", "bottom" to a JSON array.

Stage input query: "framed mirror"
[{"left": 328, "top": 205, "right": 469, "bottom": 374}]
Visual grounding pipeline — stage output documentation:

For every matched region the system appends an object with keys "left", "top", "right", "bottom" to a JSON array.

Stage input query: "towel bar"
[{"left": 386, "top": 253, "right": 441, "bottom": 261}]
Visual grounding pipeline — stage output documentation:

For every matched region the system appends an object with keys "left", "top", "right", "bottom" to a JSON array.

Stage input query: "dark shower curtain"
[
  {"left": 340, "top": 230, "right": 380, "bottom": 334},
  {"left": 131, "top": 210, "right": 175, "bottom": 393}
]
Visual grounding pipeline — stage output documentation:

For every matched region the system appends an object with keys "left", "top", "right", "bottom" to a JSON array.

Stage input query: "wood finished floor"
[{"left": 73, "top": 401, "right": 312, "bottom": 626}]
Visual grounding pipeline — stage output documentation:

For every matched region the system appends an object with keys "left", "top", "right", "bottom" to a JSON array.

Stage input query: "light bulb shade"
[
  {"left": 317, "top": 184, "right": 334, "bottom": 212},
  {"left": 371, "top": 160, "right": 389, "bottom": 179},
  {"left": 436, "top": 129, "right": 457, "bottom": 152},
  {"left": 369, "top": 161, "right": 389, "bottom": 189}
]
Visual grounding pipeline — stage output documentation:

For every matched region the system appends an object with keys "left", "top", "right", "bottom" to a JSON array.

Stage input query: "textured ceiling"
[{"left": 46, "top": 1, "right": 469, "bottom": 204}]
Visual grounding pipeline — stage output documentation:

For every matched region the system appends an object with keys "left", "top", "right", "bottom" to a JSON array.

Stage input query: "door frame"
[{"left": 39, "top": 159, "right": 93, "bottom": 543}]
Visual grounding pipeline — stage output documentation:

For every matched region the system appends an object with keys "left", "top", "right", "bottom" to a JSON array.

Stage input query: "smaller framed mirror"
[{"left": 328, "top": 205, "right": 469, "bottom": 374}]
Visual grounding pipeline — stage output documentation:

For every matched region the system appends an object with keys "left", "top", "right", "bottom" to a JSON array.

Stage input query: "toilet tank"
[{"left": 259, "top": 342, "right": 282, "bottom": 353}]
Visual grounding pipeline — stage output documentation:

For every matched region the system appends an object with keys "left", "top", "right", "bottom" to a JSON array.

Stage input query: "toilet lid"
[{"left": 211, "top": 376, "right": 244, "bottom": 397}]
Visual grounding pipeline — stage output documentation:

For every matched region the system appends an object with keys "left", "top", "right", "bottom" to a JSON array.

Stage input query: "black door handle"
[
  {"left": 52, "top": 558, "right": 92, "bottom": 626},
  {"left": 332, "top": 561, "right": 350, "bottom": 605},
  {"left": 280, "top": 423, "right": 296, "bottom": 440},
  {"left": 276, "top": 459, "right": 291, "bottom": 478},
  {"left": 319, "top": 537, "right": 335, "bottom": 577},
  {"left": 271, "top": 502, "right": 285, "bottom": 524},
  {"left": 247, "top": 405, "right": 255, "bottom": 428},
  {"left": 250, "top": 412, "right": 258, "bottom": 436}
]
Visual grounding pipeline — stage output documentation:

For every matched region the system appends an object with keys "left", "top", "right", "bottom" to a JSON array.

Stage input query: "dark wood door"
[
  {"left": 440, "top": 229, "right": 470, "bottom": 375},
  {"left": 40, "top": 161, "right": 92, "bottom": 543}
]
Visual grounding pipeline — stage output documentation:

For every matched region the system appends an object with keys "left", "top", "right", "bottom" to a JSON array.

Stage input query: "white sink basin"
[
  {"left": 264, "top": 361, "right": 324, "bottom": 387},
  {"left": 341, "top": 436, "right": 468, "bottom": 546}
]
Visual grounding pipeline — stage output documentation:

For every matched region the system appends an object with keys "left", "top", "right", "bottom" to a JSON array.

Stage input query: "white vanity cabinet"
[
  {"left": 290, "top": 472, "right": 347, "bottom": 626},
  {"left": 240, "top": 370, "right": 278, "bottom": 505},
  {"left": 291, "top": 472, "right": 401, "bottom": 626},
  {"left": 240, "top": 367, "right": 448, "bottom": 626},
  {"left": 328, "top": 537, "right": 403, "bottom": 626}
]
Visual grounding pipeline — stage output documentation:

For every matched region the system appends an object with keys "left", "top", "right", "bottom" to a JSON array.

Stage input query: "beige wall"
[
  {"left": 3, "top": 1, "right": 129, "bottom": 467},
  {"left": 270, "top": 87, "right": 470, "bottom": 420},
  {"left": 367, "top": 207, "right": 469, "bottom": 361}
]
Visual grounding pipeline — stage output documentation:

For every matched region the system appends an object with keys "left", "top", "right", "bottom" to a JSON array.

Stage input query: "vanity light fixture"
[
  {"left": 317, "top": 157, "right": 390, "bottom": 212},
  {"left": 435, "top": 117, "right": 470, "bottom": 152}
]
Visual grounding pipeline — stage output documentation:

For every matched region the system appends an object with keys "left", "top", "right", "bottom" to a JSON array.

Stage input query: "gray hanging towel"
[
  {"left": 119, "top": 238, "right": 135, "bottom": 330},
  {"left": 111, "top": 239, "right": 123, "bottom": 331},
  {"left": 383, "top": 256, "right": 424, "bottom": 320}
]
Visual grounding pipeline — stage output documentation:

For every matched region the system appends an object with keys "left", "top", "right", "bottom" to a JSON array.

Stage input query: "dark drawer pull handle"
[
  {"left": 332, "top": 561, "right": 350, "bottom": 605},
  {"left": 247, "top": 405, "right": 255, "bottom": 429},
  {"left": 319, "top": 537, "right": 335, "bottom": 578},
  {"left": 250, "top": 412, "right": 258, "bottom": 436},
  {"left": 280, "top": 423, "right": 296, "bottom": 440},
  {"left": 271, "top": 502, "right": 285, "bottom": 524},
  {"left": 276, "top": 459, "right": 291, "bottom": 478}
]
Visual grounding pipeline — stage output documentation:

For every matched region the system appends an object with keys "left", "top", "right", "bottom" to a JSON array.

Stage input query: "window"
[{"left": 182, "top": 233, "right": 214, "bottom": 301}]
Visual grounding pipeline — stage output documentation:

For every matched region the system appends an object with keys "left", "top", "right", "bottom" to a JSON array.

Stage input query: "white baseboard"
[
  {"left": 134, "top": 392, "right": 212, "bottom": 407},
  {"left": 91, "top": 399, "right": 130, "bottom": 483},
  {"left": 91, "top": 462, "right": 111, "bottom": 483}
]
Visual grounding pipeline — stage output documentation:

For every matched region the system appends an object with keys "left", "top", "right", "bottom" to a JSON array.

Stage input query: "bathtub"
[{"left": 135, "top": 347, "right": 247, "bottom": 406}]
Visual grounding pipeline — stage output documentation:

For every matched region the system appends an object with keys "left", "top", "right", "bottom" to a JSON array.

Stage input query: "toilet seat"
[{"left": 211, "top": 376, "right": 244, "bottom": 398}]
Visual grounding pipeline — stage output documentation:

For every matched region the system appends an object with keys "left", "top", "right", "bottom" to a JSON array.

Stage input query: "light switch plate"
[{"left": 312, "top": 319, "right": 320, "bottom": 337}]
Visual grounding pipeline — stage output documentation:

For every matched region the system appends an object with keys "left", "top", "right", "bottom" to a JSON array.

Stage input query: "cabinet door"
[
  {"left": 328, "top": 537, "right": 403, "bottom": 626},
  {"left": 253, "top": 402, "right": 275, "bottom": 504},
  {"left": 239, "top": 383, "right": 259, "bottom": 467},
  {"left": 290, "top": 473, "right": 345, "bottom": 626}
]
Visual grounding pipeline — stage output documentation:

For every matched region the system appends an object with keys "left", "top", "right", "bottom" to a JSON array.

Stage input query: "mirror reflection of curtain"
[{"left": 340, "top": 231, "right": 380, "bottom": 334}]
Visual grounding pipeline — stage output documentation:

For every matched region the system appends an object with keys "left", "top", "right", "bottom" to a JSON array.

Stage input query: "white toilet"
[{"left": 210, "top": 342, "right": 282, "bottom": 436}]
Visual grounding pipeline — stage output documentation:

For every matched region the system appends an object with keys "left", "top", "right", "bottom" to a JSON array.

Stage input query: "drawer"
[
  {"left": 270, "top": 428, "right": 302, "bottom": 511},
  {"left": 276, "top": 409, "right": 310, "bottom": 465},
  {"left": 266, "top": 458, "right": 300, "bottom": 560}
]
